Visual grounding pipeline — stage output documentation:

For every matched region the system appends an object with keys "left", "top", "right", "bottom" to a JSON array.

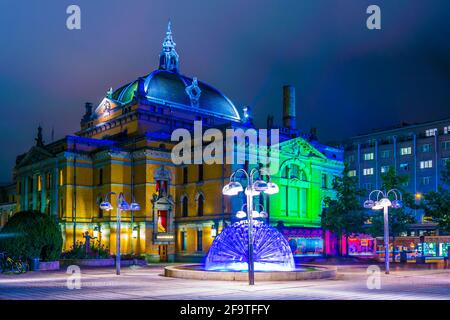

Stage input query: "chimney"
[{"left": 283, "top": 85, "right": 296, "bottom": 129}]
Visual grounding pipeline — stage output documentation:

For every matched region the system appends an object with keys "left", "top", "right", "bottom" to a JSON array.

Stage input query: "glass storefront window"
[{"left": 288, "top": 237, "right": 323, "bottom": 256}]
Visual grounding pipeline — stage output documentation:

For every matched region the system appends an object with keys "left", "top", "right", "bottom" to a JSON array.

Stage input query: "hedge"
[{"left": 0, "top": 211, "right": 63, "bottom": 261}]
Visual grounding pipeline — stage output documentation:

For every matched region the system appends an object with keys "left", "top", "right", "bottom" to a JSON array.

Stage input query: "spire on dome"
[{"left": 159, "top": 20, "right": 180, "bottom": 73}]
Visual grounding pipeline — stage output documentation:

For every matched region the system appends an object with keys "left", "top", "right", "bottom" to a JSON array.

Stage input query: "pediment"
[
  {"left": 279, "top": 137, "right": 327, "bottom": 160},
  {"left": 16, "top": 146, "right": 55, "bottom": 168}
]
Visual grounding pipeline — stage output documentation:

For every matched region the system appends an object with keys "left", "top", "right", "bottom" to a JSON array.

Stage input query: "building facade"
[
  {"left": 343, "top": 118, "right": 450, "bottom": 237},
  {"left": 13, "top": 23, "right": 343, "bottom": 262}
]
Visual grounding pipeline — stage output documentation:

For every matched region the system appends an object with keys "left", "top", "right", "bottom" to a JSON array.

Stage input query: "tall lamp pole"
[
  {"left": 100, "top": 192, "right": 140, "bottom": 276},
  {"left": 222, "top": 168, "right": 279, "bottom": 285},
  {"left": 364, "top": 189, "right": 402, "bottom": 274}
]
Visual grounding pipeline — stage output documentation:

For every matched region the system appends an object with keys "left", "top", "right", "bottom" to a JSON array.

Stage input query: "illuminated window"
[
  {"left": 425, "top": 128, "right": 437, "bottom": 137},
  {"left": 420, "top": 160, "right": 433, "bottom": 169},
  {"left": 348, "top": 170, "right": 356, "bottom": 177},
  {"left": 363, "top": 168, "right": 374, "bottom": 176},
  {"left": 37, "top": 175, "right": 42, "bottom": 191},
  {"left": 364, "top": 153, "right": 374, "bottom": 161},
  {"left": 380, "top": 166, "right": 390, "bottom": 173},
  {"left": 400, "top": 147, "right": 412, "bottom": 155},
  {"left": 59, "top": 169, "right": 63, "bottom": 186},
  {"left": 444, "top": 126, "right": 450, "bottom": 135}
]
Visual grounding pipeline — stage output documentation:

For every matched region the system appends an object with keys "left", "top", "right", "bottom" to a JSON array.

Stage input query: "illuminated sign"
[{"left": 154, "top": 233, "right": 175, "bottom": 242}]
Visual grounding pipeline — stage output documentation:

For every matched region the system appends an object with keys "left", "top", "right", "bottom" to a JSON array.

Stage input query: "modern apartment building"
[{"left": 342, "top": 118, "right": 450, "bottom": 235}]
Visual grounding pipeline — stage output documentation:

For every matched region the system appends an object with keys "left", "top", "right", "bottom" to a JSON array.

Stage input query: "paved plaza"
[{"left": 0, "top": 264, "right": 448, "bottom": 300}]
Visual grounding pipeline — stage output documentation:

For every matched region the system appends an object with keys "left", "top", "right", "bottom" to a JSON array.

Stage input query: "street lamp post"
[
  {"left": 364, "top": 189, "right": 402, "bottom": 274},
  {"left": 222, "top": 168, "right": 279, "bottom": 285},
  {"left": 100, "top": 192, "right": 141, "bottom": 275}
]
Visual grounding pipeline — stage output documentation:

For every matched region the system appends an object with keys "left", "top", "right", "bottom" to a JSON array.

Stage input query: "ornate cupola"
[{"left": 159, "top": 21, "right": 179, "bottom": 73}]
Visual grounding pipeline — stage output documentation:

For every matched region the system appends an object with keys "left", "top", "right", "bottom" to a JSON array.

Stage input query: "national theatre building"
[{"left": 12, "top": 23, "right": 343, "bottom": 262}]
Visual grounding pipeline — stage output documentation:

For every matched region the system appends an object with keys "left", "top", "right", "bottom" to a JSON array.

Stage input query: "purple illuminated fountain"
[{"left": 205, "top": 220, "right": 295, "bottom": 272}]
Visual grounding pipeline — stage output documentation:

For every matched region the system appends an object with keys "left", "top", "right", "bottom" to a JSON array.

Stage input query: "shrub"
[
  {"left": 61, "top": 240, "right": 111, "bottom": 259},
  {"left": 0, "top": 211, "right": 63, "bottom": 261}
]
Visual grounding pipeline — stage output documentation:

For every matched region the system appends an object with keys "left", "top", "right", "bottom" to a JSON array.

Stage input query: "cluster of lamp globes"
[
  {"left": 99, "top": 193, "right": 141, "bottom": 212},
  {"left": 222, "top": 178, "right": 279, "bottom": 219},
  {"left": 363, "top": 198, "right": 403, "bottom": 210}
]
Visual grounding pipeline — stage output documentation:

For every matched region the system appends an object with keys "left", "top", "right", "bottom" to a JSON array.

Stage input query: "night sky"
[{"left": 1, "top": 0, "right": 450, "bottom": 182}]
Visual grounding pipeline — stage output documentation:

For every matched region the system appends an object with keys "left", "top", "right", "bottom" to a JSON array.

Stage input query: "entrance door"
[{"left": 159, "top": 245, "right": 168, "bottom": 262}]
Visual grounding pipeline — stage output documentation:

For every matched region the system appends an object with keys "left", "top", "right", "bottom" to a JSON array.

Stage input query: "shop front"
[
  {"left": 281, "top": 227, "right": 324, "bottom": 257},
  {"left": 347, "top": 234, "right": 376, "bottom": 257}
]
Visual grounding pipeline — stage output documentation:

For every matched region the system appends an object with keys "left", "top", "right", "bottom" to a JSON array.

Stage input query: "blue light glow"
[{"left": 205, "top": 220, "right": 295, "bottom": 272}]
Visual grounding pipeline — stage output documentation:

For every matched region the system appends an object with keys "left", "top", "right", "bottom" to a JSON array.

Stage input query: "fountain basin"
[{"left": 164, "top": 264, "right": 336, "bottom": 281}]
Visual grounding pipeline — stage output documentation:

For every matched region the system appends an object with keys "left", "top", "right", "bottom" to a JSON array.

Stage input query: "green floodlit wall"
[{"left": 268, "top": 137, "right": 344, "bottom": 228}]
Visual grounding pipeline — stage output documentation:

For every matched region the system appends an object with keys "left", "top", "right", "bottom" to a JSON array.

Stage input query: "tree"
[
  {"left": 367, "top": 167, "right": 416, "bottom": 261},
  {"left": 422, "top": 159, "right": 450, "bottom": 234},
  {"left": 321, "top": 164, "right": 367, "bottom": 256},
  {"left": 0, "top": 211, "right": 63, "bottom": 261}
]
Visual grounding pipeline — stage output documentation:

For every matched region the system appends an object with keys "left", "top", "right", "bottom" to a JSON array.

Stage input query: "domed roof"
[
  {"left": 110, "top": 70, "right": 240, "bottom": 121},
  {"left": 105, "top": 22, "right": 240, "bottom": 121}
]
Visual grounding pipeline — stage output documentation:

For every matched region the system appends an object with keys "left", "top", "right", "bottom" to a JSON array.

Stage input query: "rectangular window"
[
  {"left": 348, "top": 170, "right": 356, "bottom": 177},
  {"left": 400, "top": 163, "right": 409, "bottom": 171},
  {"left": 400, "top": 147, "right": 412, "bottom": 155},
  {"left": 421, "top": 176, "right": 431, "bottom": 185},
  {"left": 347, "top": 155, "right": 355, "bottom": 163},
  {"left": 380, "top": 150, "right": 390, "bottom": 158},
  {"left": 183, "top": 167, "right": 188, "bottom": 184},
  {"left": 421, "top": 144, "right": 432, "bottom": 153},
  {"left": 443, "top": 158, "right": 449, "bottom": 166},
  {"left": 181, "top": 231, "right": 187, "bottom": 251},
  {"left": 37, "top": 175, "right": 42, "bottom": 191},
  {"left": 420, "top": 160, "right": 433, "bottom": 169},
  {"left": 380, "top": 165, "right": 390, "bottom": 173},
  {"left": 197, "top": 230, "right": 203, "bottom": 252},
  {"left": 363, "top": 168, "right": 374, "bottom": 176},
  {"left": 321, "top": 174, "right": 327, "bottom": 188},
  {"left": 363, "top": 183, "right": 373, "bottom": 191},
  {"left": 442, "top": 141, "right": 450, "bottom": 150},
  {"left": 364, "top": 153, "right": 374, "bottom": 161},
  {"left": 444, "top": 126, "right": 450, "bottom": 135},
  {"left": 425, "top": 128, "right": 437, "bottom": 137}
]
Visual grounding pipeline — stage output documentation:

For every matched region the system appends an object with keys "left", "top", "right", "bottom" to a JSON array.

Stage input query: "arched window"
[
  {"left": 182, "top": 196, "right": 188, "bottom": 217},
  {"left": 300, "top": 170, "right": 307, "bottom": 181},
  {"left": 197, "top": 194, "right": 204, "bottom": 216},
  {"left": 283, "top": 166, "right": 289, "bottom": 178}
]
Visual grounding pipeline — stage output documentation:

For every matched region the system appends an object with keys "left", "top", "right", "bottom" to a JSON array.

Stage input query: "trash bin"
[
  {"left": 400, "top": 251, "right": 407, "bottom": 263},
  {"left": 29, "top": 258, "right": 40, "bottom": 271}
]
